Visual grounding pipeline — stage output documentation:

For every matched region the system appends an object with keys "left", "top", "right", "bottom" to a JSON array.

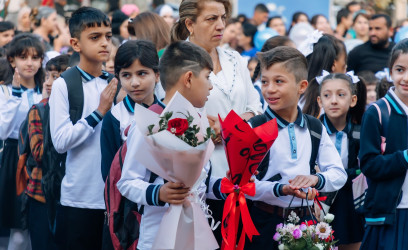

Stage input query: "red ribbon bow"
[{"left": 220, "top": 177, "right": 259, "bottom": 250}]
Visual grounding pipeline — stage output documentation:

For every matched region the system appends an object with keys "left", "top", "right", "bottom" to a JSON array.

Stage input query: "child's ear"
[
  {"left": 182, "top": 71, "right": 194, "bottom": 89},
  {"left": 70, "top": 38, "right": 81, "bottom": 53},
  {"left": 8, "top": 57, "right": 15, "bottom": 68},
  {"left": 350, "top": 94, "right": 357, "bottom": 108},
  {"left": 298, "top": 80, "right": 308, "bottom": 94},
  {"left": 317, "top": 96, "right": 322, "bottom": 109},
  {"left": 155, "top": 72, "right": 160, "bottom": 84}
]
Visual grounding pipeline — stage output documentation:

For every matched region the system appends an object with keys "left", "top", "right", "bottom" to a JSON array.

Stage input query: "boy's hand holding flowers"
[
  {"left": 159, "top": 182, "right": 190, "bottom": 205},
  {"left": 281, "top": 175, "right": 319, "bottom": 200}
]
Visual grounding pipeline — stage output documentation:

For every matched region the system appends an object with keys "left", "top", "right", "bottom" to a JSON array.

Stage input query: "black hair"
[
  {"left": 69, "top": 7, "right": 111, "bottom": 39},
  {"left": 319, "top": 73, "right": 367, "bottom": 124},
  {"left": 311, "top": 14, "right": 326, "bottom": 27},
  {"left": 303, "top": 34, "right": 345, "bottom": 117},
  {"left": 257, "top": 46, "right": 308, "bottom": 83},
  {"left": 376, "top": 77, "right": 393, "bottom": 99},
  {"left": 358, "top": 70, "right": 378, "bottom": 86},
  {"left": 0, "top": 21, "right": 15, "bottom": 33},
  {"left": 6, "top": 33, "right": 45, "bottom": 90},
  {"left": 252, "top": 36, "right": 294, "bottom": 82},
  {"left": 292, "top": 11, "right": 308, "bottom": 24},
  {"left": 0, "top": 58, "right": 12, "bottom": 84},
  {"left": 371, "top": 14, "right": 392, "bottom": 28},
  {"left": 346, "top": 1, "right": 360, "bottom": 11},
  {"left": 266, "top": 16, "right": 283, "bottom": 28},
  {"left": 241, "top": 22, "right": 258, "bottom": 47},
  {"left": 227, "top": 17, "right": 240, "bottom": 26},
  {"left": 111, "top": 10, "right": 129, "bottom": 37},
  {"left": 68, "top": 51, "right": 80, "bottom": 67},
  {"left": 237, "top": 14, "right": 247, "bottom": 23},
  {"left": 336, "top": 8, "right": 351, "bottom": 25},
  {"left": 114, "top": 40, "right": 159, "bottom": 78},
  {"left": 254, "top": 4, "right": 268, "bottom": 13},
  {"left": 46, "top": 54, "right": 70, "bottom": 72},
  {"left": 389, "top": 38, "right": 408, "bottom": 71},
  {"left": 159, "top": 41, "right": 213, "bottom": 91}
]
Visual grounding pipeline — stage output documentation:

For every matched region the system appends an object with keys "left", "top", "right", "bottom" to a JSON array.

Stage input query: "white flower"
[
  {"left": 315, "top": 222, "right": 331, "bottom": 240},
  {"left": 315, "top": 243, "right": 324, "bottom": 250},
  {"left": 170, "top": 127, "right": 177, "bottom": 134},
  {"left": 324, "top": 213, "right": 335, "bottom": 223},
  {"left": 288, "top": 211, "right": 300, "bottom": 223},
  {"left": 278, "top": 244, "right": 285, "bottom": 250}
]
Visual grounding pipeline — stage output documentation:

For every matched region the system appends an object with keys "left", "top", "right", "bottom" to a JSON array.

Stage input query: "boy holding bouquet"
[
  {"left": 246, "top": 46, "right": 347, "bottom": 249},
  {"left": 117, "top": 41, "right": 217, "bottom": 250}
]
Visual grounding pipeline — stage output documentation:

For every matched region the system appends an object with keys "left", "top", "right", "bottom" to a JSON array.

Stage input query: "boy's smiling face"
[
  {"left": 261, "top": 62, "right": 307, "bottom": 121},
  {"left": 71, "top": 24, "right": 112, "bottom": 64}
]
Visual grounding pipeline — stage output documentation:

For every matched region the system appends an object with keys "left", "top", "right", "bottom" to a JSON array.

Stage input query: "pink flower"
[
  {"left": 273, "top": 232, "right": 281, "bottom": 241},
  {"left": 292, "top": 228, "right": 302, "bottom": 239},
  {"left": 276, "top": 223, "right": 283, "bottom": 230},
  {"left": 299, "top": 223, "right": 307, "bottom": 231}
]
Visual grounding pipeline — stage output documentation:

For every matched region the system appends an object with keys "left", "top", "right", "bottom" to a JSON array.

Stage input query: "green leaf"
[{"left": 147, "top": 124, "right": 155, "bottom": 135}]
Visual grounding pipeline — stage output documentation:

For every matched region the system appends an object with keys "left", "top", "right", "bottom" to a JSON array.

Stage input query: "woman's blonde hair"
[
  {"left": 171, "top": 0, "right": 232, "bottom": 42},
  {"left": 128, "top": 11, "right": 170, "bottom": 51}
]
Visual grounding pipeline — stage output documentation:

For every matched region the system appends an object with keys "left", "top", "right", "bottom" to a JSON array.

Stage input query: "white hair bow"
[
  {"left": 346, "top": 71, "right": 360, "bottom": 84},
  {"left": 297, "top": 30, "right": 323, "bottom": 57},
  {"left": 375, "top": 68, "right": 393, "bottom": 82},
  {"left": 316, "top": 70, "right": 330, "bottom": 85}
]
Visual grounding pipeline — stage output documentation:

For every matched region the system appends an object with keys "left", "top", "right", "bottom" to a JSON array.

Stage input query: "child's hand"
[
  {"left": 97, "top": 78, "right": 118, "bottom": 116},
  {"left": 282, "top": 185, "right": 317, "bottom": 200},
  {"left": 159, "top": 182, "right": 190, "bottom": 205},
  {"left": 207, "top": 115, "right": 221, "bottom": 144},
  {"left": 288, "top": 175, "right": 319, "bottom": 190},
  {"left": 12, "top": 68, "right": 21, "bottom": 88}
]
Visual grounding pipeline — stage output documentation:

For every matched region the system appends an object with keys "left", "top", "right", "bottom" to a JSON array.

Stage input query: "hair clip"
[
  {"left": 346, "top": 71, "right": 360, "bottom": 84},
  {"left": 315, "top": 70, "right": 330, "bottom": 85},
  {"left": 128, "top": 18, "right": 133, "bottom": 23},
  {"left": 298, "top": 30, "right": 323, "bottom": 57}
]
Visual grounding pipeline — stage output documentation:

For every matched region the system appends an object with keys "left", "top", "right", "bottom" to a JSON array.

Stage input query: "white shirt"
[
  {"left": 117, "top": 121, "right": 216, "bottom": 250},
  {"left": 49, "top": 73, "right": 109, "bottom": 209},
  {"left": 205, "top": 47, "right": 262, "bottom": 178},
  {"left": 389, "top": 87, "right": 408, "bottom": 209},
  {"left": 0, "top": 85, "right": 42, "bottom": 140},
  {"left": 251, "top": 107, "right": 347, "bottom": 208}
]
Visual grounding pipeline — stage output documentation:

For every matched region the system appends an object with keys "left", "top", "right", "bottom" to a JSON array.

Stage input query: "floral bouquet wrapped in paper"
[
  {"left": 132, "top": 92, "right": 218, "bottom": 250},
  {"left": 273, "top": 211, "right": 337, "bottom": 250},
  {"left": 218, "top": 111, "right": 278, "bottom": 250}
]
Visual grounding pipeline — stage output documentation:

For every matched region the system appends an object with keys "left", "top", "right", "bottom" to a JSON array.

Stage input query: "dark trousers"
[
  {"left": 56, "top": 205, "right": 104, "bottom": 250},
  {"left": 28, "top": 197, "right": 57, "bottom": 250}
]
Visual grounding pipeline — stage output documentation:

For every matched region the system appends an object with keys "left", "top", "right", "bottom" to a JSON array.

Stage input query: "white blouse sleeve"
[{"left": 0, "top": 86, "right": 22, "bottom": 140}]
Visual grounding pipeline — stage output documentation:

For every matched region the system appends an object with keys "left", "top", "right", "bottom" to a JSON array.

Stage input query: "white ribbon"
[
  {"left": 346, "top": 71, "right": 360, "bottom": 84},
  {"left": 316, "top": 70, "right": 330, "bottom": 85},
  {"left": 375, "top": 68, "right": 393, "bottom": 82},
  {"left": 298, "top": 30, "right": 323, "bottom": 57}
]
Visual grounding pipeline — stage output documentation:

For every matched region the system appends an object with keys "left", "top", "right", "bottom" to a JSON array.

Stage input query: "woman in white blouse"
[{"left": 171, "top": 0, "right": 262, "bottom": 178}]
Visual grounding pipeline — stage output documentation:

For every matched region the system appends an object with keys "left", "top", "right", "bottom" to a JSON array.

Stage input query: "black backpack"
[{"left": 249, "top": 114, "right": 322, "bottom": 181}]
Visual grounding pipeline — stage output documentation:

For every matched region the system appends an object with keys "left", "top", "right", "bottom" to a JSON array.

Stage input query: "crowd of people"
[{"left": 0, "top": 0, "right": 407, "bottom": 250}]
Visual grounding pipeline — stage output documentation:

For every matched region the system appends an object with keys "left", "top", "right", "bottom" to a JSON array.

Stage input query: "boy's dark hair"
[
  {"left": 371, "top": 14, "right": 392, "bottom": 28},
  {"left": 266, "top": 16, "right": 283, "bottom": 28},
  {"left": 254, "top": 4, "right": 268, "bottom": 13},
  {"left": 0, "top": 58, "right": 12, "bottom": 83},
  {"left": 69, "top": 7, "right": 111, "bottom": 39},
  {"left": 358, "top": 70, "right": 378, "bottom": 86},
  {"left": 336, "top": 8, "right": 350, "bottom": 25},
  {"left": 114, "top": 40, "right": 159, "bottom": 77},
  {"left": 257, "top": 46, "right": 307, "bottom": 83},
  {"left": 159, "top": 41, "right": 213, "bottom": 91},
  {"left": 252, "top": 36, "right": 294, "bottom": 82},
  {"left": 46, "top": 54, "right": 70, "bottom": 72},
  {"left": 346, "top": 1, "right": 360, "bottom": 11},
  {"left": 376, "top": 77, "right": 393, "bottom": 99},
  {"left": 7, "top": 33, "right": 45, "bottom": 89},
  {"left": 0, "top": 21, "right": 15, "bottom": 33}
]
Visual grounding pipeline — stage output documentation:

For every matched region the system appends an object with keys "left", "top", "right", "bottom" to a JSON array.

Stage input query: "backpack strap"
[
  {"left": 304, "top": 114, "right": 323, "bottom": 175},
  {"left": 61, "top": 67, "right": 84, "bottom": 125},
  {"left": 351, "top": 124, "right": 361, "bottom": 140},
  {"left": 1, "top": 85, "right": 9, "bottom": 99},
  {"left": 372, "top": 97, "right": 391, "bottom": 137}
]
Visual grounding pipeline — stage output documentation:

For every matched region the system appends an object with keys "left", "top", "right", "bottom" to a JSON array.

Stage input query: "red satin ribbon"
[{"left": 220, "top": 178, "right": 259, "bottom": 250}]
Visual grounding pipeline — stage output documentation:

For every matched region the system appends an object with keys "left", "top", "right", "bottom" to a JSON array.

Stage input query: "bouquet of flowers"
[
  {"left": 132, "top": 92, "right": 218, "bottom": 250},
  {"left": 219, "top": 111, "right": 279, "bottom": 250},
  {"left": 273, "top": 211, "right": 337, "bottom": 250}
]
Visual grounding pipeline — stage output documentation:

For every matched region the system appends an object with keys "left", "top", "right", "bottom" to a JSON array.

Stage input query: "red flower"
[{"left": 167, "top": 118, "right": 189, "bottom": 136}]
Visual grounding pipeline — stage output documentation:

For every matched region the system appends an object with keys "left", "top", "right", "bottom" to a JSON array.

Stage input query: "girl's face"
[
  {"left": 391, "top": 53, "right": 408, "bottom": 105},
  {"left": 162, "top": 13, "right": 175, "bottom": 27},
  {"left": 366, "top": 84, "right": 377, "bottom": 104},
  {"left": 118, "top": 59, "right": 158, "bottom": 105},
  {"left": 237, "top": 32, "right": 251, "bottom": 48},
  {"left": 222, "top": 22, "right": 241, "bottom": 45},
  {"left": 105, "top": 46, "right": 117, "bottom": 75},
  {"left": 44, "top": 12, "right": 58, "bottom": 33},
  {"left": 20, "top": 12, "right": 31, "bottom": 30},
  {"left": 317, "top": 78, "right": 357, "bottom": 122},
  {"left": 44, "top": 70, "right": 61, "bottom": 96},
  {"left": 10, "top": 48, "right": 42, "bottom": 82},
  {"left": 120, "top": 20, "right": 129, "bottom": 39},
  {"left": 186, "top": 1, "right": 226, "bottom": 52},
  {"left": 315, "top": 16, "right": 332, "bottom": 34},
  {"left": 353, "top": 15, "right": 369, "bottom": 38}
]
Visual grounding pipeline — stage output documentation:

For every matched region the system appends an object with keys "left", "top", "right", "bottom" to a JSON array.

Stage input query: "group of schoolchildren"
[{"left": 0, "top": 4, "right": 408, "bottom": 250}]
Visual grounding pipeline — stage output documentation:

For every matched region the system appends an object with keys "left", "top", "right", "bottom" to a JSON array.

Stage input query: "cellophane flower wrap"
[
  {"left": 218, "top": 111, "right": 278, "bottom": 250},
  {"left": 132, "top": 92, "right": 218, "bottom": 250},
  {"left": 274, "top": 211, "right": 337, "bottom": 250}
]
